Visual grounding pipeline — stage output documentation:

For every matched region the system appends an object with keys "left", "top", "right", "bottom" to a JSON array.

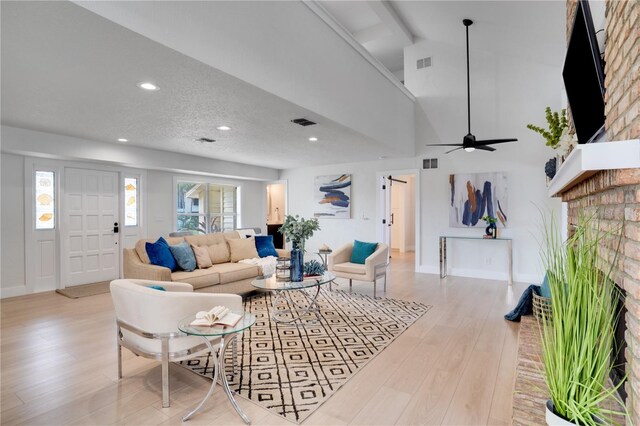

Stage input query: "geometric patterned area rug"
[{"left": 180, "top": 289, "right": 431, "bottom": 423}]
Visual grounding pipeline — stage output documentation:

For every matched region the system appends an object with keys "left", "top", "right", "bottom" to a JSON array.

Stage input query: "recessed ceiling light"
[
  {"left": 216, "top": 125, "right": 231, "bottom": 131},
  {"left": 464, "top": 147, "right": 475, "bottom": 152},
  {"left": 378, "top": 156, "right": 387, "bottom": 159},
  {"left": 309, "top": 137, "right": 318, "bottom": 142},
  {"left": 117, "top": 138, "right": 128, "bottom": 142},
  {"left": 137, "top": 82, "right": 159, "bottom": 91}
]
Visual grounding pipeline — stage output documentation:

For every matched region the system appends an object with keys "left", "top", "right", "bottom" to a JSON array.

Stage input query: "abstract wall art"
[
  {"left": 449, "top": 172, "right": 508, "bottom": 228},
  {"left": 314, "top": 174, "right": 351, "bottom": 219}
]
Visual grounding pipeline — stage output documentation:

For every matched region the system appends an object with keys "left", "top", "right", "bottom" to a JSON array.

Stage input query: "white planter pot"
[{"left": 546, "top": 400, "right": 576, "bottom": 426}]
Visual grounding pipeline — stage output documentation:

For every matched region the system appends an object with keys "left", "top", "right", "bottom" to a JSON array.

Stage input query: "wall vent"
[
  {"left": 291, "top": 118, "right": 317, "bottom": 127},
  {"left": 194, "top": 137, "right": 216, "bottom": 143},
  {"left": 423, "top": 158, "right": 438, "bottom": 169},
  {"left": 417, "top": 57, "right": 432, "bottom": 69}
]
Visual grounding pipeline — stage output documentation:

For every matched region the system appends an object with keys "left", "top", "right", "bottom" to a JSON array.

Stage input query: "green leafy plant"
[
  {"left": 481, "top": 215, "right": 497, "bottom": 224},
  {"left": 527, "top": 107, "right": 568, "bottom": 148},
  {"left": 278, "top": 214, "right": 320, "bottom": 251},
  {"left": 303, "top": 260, "right": 325, "bottom": 276},
  {"left": 539, "top": 214, "right": 627, "bottom": 425}
]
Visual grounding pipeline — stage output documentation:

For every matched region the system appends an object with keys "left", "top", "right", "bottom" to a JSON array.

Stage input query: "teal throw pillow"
[
  {"left": 540, "top": 272, "right": 551, "bottom": 298},
  {"left": 148, "top": 285, "right": 166, "bottom": 291},
  {"left": 350, "top": 240, "right": 378, "bottom": 264},
  {"left": 169, "top": 241, "right": 197, "bottom": 272},
  {"left": 145, "top": 237, "right": 178, "bottom": 272}
]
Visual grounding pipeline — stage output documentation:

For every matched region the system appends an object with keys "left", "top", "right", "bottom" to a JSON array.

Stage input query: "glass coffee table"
[
  {"left": 251, "top": 272, "right": 335, "bottom": 324},
  {"left": 178, "top": 312, "right": 256, "bottom": 424}
]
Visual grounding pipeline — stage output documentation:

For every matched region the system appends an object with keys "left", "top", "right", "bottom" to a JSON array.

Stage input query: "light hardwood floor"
[{"left": 1, "top": 253, "right": 524, "bottom": 425}]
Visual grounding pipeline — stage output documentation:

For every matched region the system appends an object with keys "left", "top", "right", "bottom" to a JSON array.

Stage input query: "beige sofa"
[{"left": 123, "top": 231, "right": 288, "bottom": 295}]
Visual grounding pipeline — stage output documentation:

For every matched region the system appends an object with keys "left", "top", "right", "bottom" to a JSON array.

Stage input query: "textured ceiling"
[{"left": 1, "top": 1, "right": 398, "bottom": 170}]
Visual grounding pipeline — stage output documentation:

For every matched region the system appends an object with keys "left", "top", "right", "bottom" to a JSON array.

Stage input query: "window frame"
[{"left": 174, "top": 177, "right": 241, "bottom": 234}]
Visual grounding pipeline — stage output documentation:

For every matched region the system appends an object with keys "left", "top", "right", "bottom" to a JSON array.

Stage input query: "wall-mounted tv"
[{"left": 562, "top": 0, "right": 606, "bottom": 144}]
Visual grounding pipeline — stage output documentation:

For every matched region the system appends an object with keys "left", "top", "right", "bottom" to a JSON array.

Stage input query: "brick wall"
[{"left": 563, "top": 1, "right": 640, "bottom": 424}]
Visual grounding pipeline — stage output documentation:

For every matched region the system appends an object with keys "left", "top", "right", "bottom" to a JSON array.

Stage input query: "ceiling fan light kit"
[{"left": 427, "top": 19, "right": 518, "bottom": 154}]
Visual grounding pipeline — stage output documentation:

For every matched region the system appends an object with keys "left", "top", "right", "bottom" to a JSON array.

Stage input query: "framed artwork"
[
  {"left": 449, "top": 172, "right": 508, "bottom": 228},
  {"left": 314, "top": 174, "right": 351, "bottom": 219}
]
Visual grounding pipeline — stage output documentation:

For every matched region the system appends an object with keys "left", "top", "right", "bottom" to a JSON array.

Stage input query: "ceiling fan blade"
[
  {"left": 426, "top": 144, "right": 464, "bottom": 147},
  {"left": 475, "top": 138, "right": 518, "bottom": 145},
  {"left": 475, "top": 145, "right": 496, "bottom": 152},
  {"left": 446, "top": 147, "right": 464, "bottom": 154}
]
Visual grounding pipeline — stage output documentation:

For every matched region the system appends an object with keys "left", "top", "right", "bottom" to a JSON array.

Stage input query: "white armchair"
[
  {"left": 328, "top": 242, "right": 389, "bottom": 298},
  {"left": 110, "top": 279, "right": 243, "bottom": 408}
]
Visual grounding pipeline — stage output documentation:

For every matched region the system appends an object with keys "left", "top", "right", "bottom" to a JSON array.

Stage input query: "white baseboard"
[
  {"left": 416, "top": 265, "right": 439, "bottom": 274},
  {"left": 1, "top": 285, "right": 27, "bottom": 299}
]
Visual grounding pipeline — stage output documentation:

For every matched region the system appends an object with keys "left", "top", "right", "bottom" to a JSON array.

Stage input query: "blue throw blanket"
[{"left": 504, "top": 284, "right": 541, "bottom": 322}]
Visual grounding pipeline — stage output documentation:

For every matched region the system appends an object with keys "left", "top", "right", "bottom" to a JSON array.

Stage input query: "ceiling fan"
[{"left": 427, "top": 19, "right": 517, "bottom": 154}]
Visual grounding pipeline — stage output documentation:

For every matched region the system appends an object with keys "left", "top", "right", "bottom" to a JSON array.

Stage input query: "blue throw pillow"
[
  {"left": 255, "top": 235, "right": 279, "bottom": 258},
  {"left": 148, "top": 285, "right": 166, "bottom": 291},
  {"left": 145, "top": 237, "right": 177, "bottom": 272},
  {"left": 169, "top": 241, "right": 196, "bottom": 272},
  {"left": 350, "top": 240, "right": 378, "bottom": 264}
]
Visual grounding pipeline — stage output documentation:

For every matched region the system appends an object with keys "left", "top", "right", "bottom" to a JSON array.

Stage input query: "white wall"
[
  {"left": 1, "top": 153, "right": 26, "bottom": 296},
  {"left": 281, "top": 38, "right": 563, "bottom": 283}
]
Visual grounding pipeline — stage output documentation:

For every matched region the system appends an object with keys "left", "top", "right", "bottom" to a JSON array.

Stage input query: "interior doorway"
[
  {"left": 378, "top": 170, "right": 419, "bottom": 270},
  {"left": 265, "top": 181, "right": 287, "bottom": 249}
]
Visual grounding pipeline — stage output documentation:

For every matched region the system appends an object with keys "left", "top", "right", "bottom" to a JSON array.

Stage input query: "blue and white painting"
[
  {"left": 449, "top": 172, "right": 508, "bottom": 228},
  {"left": 314, "top": 174, "right": 351, "bottom": 219}
]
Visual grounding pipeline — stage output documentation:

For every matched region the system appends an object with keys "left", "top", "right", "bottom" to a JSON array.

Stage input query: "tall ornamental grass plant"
[{"left": 539, "top": 216, "right": 628, "bottom": 425}]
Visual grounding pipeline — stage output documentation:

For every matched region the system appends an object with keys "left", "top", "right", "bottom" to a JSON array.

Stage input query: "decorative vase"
[
  {"left": 485, "top": 222, "right": 497, "bottom": 239},
  {"left": 545, "top": 400, "right": 576, "bottom": 426},
  {"left": 289, "top": 241, "right": 304, "bottom": 282}
]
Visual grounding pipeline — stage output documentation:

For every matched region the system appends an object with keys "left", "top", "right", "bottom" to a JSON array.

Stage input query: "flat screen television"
[{"left": 562, "top": 0, "right": 606, "bottom": 144}]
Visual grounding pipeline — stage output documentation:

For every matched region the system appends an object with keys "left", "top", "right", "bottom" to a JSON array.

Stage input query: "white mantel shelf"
[{"left": 548, "top": 139, "right": 640, "bottom": 197}]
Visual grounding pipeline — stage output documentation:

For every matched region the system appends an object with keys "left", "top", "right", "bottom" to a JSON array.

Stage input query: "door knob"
[{"left": 113, "top": 222, "right": 119, "bottom": 233}]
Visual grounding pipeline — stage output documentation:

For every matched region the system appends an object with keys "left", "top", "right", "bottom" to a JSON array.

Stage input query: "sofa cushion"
[
  {"left": 228, "top": 237, "right": 259, "bottom": 262},
  {"left": 136, "top": 237, "right": 185, "bottom": 264},
  {"left": 207, "top": 243, "right": 231, "bottom": 264},
  {"left": 185, "top": 233, "right": 227, "bottom": 247},
  {"left": 209, "top": 263, "right": 260, "bottom": 284},
  {"left": 169, "top": 241, "right": 196, "bottom": 272},
  {"left": 146, "top": 237, "right": 178, "bottom": 272},
  {"left": 332, "top": 262, "right": 367, "bottom": 275},
  {"left": 255, "top": 235, "right": 278, "bottom": 258},
  {"left": 191, "top": 244, "right": 213, "bottom": 269},
  {"left": 350, "top": 240, "right": 378, "bottom": 264},
  {"left": 171, "top": 269, "right": 220, "bottom": 289}
]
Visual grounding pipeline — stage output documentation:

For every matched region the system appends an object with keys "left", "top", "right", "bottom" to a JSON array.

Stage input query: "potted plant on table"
[
  {"left": 539, "top": 217, "right": 628, "bottom": 425},
  {"left": 481, "top": 215, "right": 498, "bottom": 239},
  {"left": 527, "top": 107, "right": 575, "bottom": 182},
  {"left": 278, "top": 215, "right": 320, "bottom": 282}
]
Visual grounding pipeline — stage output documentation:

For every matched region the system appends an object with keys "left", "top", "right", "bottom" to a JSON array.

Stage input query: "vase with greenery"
[
  {"left": 279, "top": 215, "right": 320, "bottom": 282},
  {"left": 481, "top": 215, "right": 497, "bottom": 238},
  {"left": 527, "top": 107, "right": 568, "bottom": 149},
  {"left": 539, "top": 216, "right": 627, "bottom": 425}
]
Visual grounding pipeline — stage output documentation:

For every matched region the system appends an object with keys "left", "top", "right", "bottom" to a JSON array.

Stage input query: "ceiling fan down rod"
[{"left": 463, "top": 19, "right": 473, "bottom": 136}]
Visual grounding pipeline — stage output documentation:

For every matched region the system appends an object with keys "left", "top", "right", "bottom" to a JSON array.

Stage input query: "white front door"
[{"left": 64, "top": 168, "right": 120, "bottom": 286}]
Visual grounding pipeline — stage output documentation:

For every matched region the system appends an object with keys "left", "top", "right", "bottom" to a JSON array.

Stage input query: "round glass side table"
[{"left": 177, "top": 312, "right": 255, "bottom": 423}]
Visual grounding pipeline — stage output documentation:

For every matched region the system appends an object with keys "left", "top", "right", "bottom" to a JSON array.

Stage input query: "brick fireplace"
[{"left": 562, "top": 1, "right": 640, "bottom": 423}]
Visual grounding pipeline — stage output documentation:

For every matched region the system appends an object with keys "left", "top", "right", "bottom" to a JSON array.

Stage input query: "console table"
[{"left": 439, "top": 236, "right": 513, "bottom": 286}]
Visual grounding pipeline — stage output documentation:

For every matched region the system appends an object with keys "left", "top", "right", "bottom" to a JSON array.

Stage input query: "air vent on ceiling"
[
  {"left": 291, "top": 118, "right": 317, "bottom": 127},
  {"left": 423, "top": 158, "right": 438, "bottom": 169},
  {"left": 417, "top": 57, "right": 432, "bottom": 69},
  {"left": 195, "top": 137, "right": 216, "bottom": 143}
]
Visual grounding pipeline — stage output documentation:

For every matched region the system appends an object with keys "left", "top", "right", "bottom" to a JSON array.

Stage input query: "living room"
[{"left": 2, "top": 1, "right": 639, "bottom": 425}]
